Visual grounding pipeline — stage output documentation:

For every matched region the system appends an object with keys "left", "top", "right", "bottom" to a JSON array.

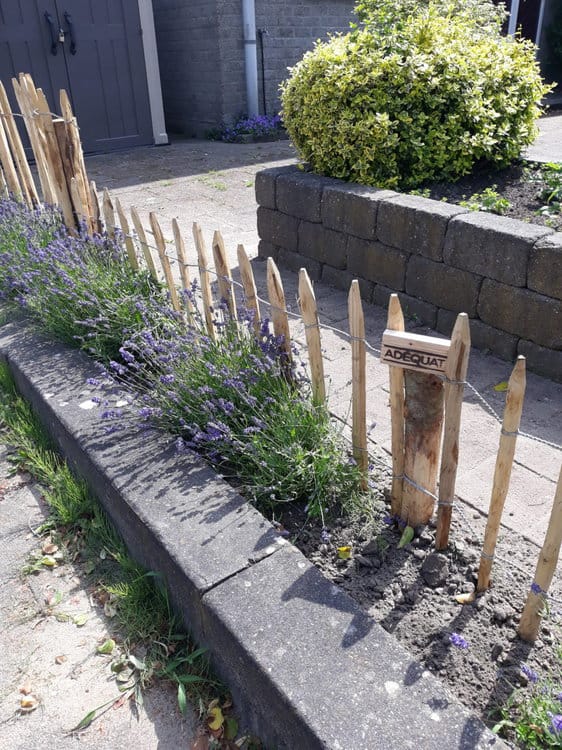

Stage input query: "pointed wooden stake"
[
  {"left": 0, "top": 105, "right": 23, "bottom": 200},
  {"left": 130, "top": 206, "right": 157, "bottom": 280},
  {"left": 115, "top": 197, "right": 139, "bottom": 271},
  {"left": 0, "top": 80, "right": 38, "bottom": 205},
  {"left": 212, "top": 230, "right": 237, "bottom": 321},
  {"left": 435, "top": 313, "right": 471, "bottom": 549},
  {"left": 89, "top": 181, "right": 102, "bottom": 235},
  {"left": 172, "top": 219, "right": 193, "bottom": 312},
  {"left": 102, "top": 188, "right": 115, "bottom": 238},
  {"left": 518, "top": 464, "right": 562, "bottom": 642},
  {"left": 150, "top": 212, "right": 180, "bottom": 312},
  {"left": 348, "top": 280, "right": 368, "bottom": 487},
  {"left": 237, "top": 244, "right": 260, "bottom": 334},
  {"left": 477, "top": 356, "right": 526, "bottom": 592},
  {"left": 298, "top": 268, "right": 325, "bottom": 405},
  {"left": 266, "top": 257, "right": 292, "bottom": 368},
  {"left": 192, "top": 222, "right": 216, "bottom": 340},
  {"left": 387, "top": 294, "right": 405, "bottom": 516},
  {"left": 59, "top": 89, "right": 93, "bottom": 220}
]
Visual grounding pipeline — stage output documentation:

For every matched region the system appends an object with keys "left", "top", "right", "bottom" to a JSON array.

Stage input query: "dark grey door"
[{"left": 0, "top": 0, "right": 153, "bottom": 153}]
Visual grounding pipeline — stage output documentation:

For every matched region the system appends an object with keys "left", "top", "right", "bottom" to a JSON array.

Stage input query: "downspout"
[{"left": 242, "top": 0, "right": 259, "bottom": 116}]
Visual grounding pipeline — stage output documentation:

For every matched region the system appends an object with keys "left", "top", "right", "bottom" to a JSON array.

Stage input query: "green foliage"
[
  {"left": 459, "top": 185, "right": 512, "bottom": 215},
  {"left": 354, "top": 0, "right": 506, "bottom": 36},
  {"left": 281, "top": 3, "right": 550, "bottom": 190},
  {"left": 525, "top": 161, "right": 562, "bottom": 222}
]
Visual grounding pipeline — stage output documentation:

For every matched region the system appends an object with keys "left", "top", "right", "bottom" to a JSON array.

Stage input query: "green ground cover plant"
[{"left": 281, "top": 0, "right": 550, "bottom": 189}]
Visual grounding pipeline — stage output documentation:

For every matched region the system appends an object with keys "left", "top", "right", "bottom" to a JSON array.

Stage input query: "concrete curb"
[{"left": 0, "top": 322, "right": 507, "bottom": 750}]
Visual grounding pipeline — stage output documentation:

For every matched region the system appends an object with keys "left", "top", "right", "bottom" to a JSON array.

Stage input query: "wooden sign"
[{"left": 381, "top": 330, "right": 451, "bottom": 374}]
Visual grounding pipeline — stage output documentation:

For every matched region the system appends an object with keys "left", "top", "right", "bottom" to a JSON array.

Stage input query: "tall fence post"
[
  {"left": 212, "top": 230, "right": 237, "bottom": 320},
  {"left": 518, "top": 464, "right": 562, "bottom": 642},
  {"left": 130, "top": 206, "right": 157, "bottom": 280},
  {"left": 348, "top": 280, "right": 368, "bottom": 487},
  {"left": 298, "top": 268, "right": 325, "bottom": 406},
  {"left": 237, "top": 244, "right": 260, "bottom": 334},
  {"left": 150, "top": 212, "right": 181, "bottom": 312},
  {"left": 115, "top": 197, "right": 139, "bottom": 271},
  {"left": 172, "top": 218, "right": 193, "bottom": 314},
  {"left": 89, "top": 181, "right": 103, "bottom": 235},
  {"left": 477, "top": 356, "right": 526, "bottom": 591},
  {"left": 192, "top": 222, "right": 216, "bottom": 341},
  {"left": 387, "top": 294, "right": 405, "bottom": 516},
  {"left": 435, "top": 313, "right": 471, "bottom": 549},
  {"left": 0, "top": 81, "right": 38, "bottom": 206},
  {"left": 266, "top": 257, "right": 292, "bottom": 370}
]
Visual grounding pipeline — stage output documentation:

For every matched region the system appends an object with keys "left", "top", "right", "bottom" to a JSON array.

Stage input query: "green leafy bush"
[{"left": 281, "top": 3, "right": 550, "bottom": 189}]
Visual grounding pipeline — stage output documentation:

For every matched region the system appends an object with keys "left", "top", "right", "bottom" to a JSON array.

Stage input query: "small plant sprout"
[{"left": 460, "top": 186, "right": 512, "bottom": 215}]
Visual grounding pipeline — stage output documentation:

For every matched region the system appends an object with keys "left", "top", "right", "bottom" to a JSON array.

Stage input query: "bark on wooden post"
[
  {"left": 237, "top": 244, "right": 260, "bottom": 334},
  {"left": 0, "top": 107, "right": 23, "bottom": 200},
  {"left": 172, "top": 218, "right": 193, "bottom": 313},
  {"left": 348, "top": 280, "right": 368, "bottom": 486},
  {"left": 518, "top": 464, "right": 562, "bottom": 642},
  {"left": 298, "top": 268, "right": 325, "bottom": 406},
  {"left": 477, "top": 356, "right": 526, "bottom": 591},
  {"left": 212, "top": 230, "right": 237, "bottom": 321},
  {"left": 89, "top": 181, "right": 103, "bottom": 235},
  {"left": 435, "top": 313, "right": 471, "bottom": 549},
  {"left": 130, "top": 206, "right": 157, "bottom": 280},
  {"left": 401, "top": 370, "right": 445, "bottom": 527},
  {"left": 102, "top": 189, "right": 116, "bottom": 238},
  {"left": 387, "top": 294, "right": 405, "bottom": 516},
  {"left": 150, "top": 212, "right": 180, "bottom": 312},
  {"left": 0, "top": 81, "right": 38, "bottom": 206},
  {"left": 266, "top": 257, "right": 292, "bottom": 368},
  {"left": 192, "top": 222, "right": 216, "bottom": 341}
]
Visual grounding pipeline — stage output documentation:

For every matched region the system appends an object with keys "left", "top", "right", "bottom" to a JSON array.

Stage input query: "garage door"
[{"left": 0, "top": 1, "right": 154, "bottom": 153}]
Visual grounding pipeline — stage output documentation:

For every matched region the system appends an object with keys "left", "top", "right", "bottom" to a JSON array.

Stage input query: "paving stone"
[
  {"left": 298, "top": 221, "right": 348, "bottom": 269},
  {"left": 478, "top": 280, "right": 562, "bottom": 350},
  {"left": 322, "top": 183, "right": 397, "bottom": 240},
  {"left": 276, "top": 170, "right": 330, "bottom": 223},
  {"left": 517, "top": 338, "right": 562, "bottom": 383},
  {"left": 348, "top": 237, "right": 408, "bottom": 290},
  {"left": 202, "top": 544, "right": 504, "bottom": 750},
  {"left": 443, "top": 212, "right": 551, "bottom": 287},
  {"left": 257, "top": 206, "right": 299, "bottom": 249},
  {"left": 406, "top": 256, "right": 482, "bottom": 316},
  {"left": 377, "top": 194, "right": 465, "bottom": 261},
  {"left": 527, "top": 232, "right": 562, "bottom": 301}
]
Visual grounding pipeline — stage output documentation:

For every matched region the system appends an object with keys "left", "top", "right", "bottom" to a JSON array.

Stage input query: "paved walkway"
[
  {"left": 0, "top": 446, "right": 199, "bottom": 749},
  {"left": 525, "top": 113, "right": 562, "bottom": 163},
  {"left": 84, "top": 129, "right": 562, "bottom": 555}
]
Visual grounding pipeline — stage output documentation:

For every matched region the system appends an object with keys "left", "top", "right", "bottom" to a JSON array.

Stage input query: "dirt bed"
[{"left": 280, "top": 490, "right": 562, "bottom": 737}]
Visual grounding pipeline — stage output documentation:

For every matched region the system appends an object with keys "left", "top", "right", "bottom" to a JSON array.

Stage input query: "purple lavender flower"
[
  {"left": 520, "top": 664, "right": 538, "bottom": 683},
  {"left": 549, "top": 713, "right": 562, "bottom": 735},
  {"left": 449, "top": 633, "right": 469, "bottom": 649},
  {"left": 530, "top": 581, "right": 544, "bottom": 595}
]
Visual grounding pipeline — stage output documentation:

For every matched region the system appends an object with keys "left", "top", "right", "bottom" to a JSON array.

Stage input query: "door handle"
[
  {"left": 44, "top": 11, "right": 59, "bottom": 55},
  {"left": 64, "top": 11, "right": 77, "bottom": 55}
]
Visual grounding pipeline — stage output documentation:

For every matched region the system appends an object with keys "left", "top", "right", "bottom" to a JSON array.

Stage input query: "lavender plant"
[
  {"left": 106, "top": 308, "right": 365, "bottom": 517},
  {"left": 0, "top": 200, "right": 171, "bottom": 361}
]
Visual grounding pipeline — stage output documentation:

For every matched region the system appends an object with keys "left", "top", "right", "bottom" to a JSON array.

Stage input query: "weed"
[{"left": 460, "top": 186, "right": 511, "bottom": 215}]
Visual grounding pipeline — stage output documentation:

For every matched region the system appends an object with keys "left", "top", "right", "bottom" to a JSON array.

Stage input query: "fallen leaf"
[
  {"left": 337, "top": 546, "right": 352, "bottom": 560},
  {"left": 493, "top": 381, "right": 509, "bottom": 392},
  {"left": 225, "top": 717, "right": 238, "bottom": 740},
  {"left": 41, "top": 555, "right": 57, "bottom": 567},
  {"left": 455, "top": 591, "right": 476, "bottom": 605},
  {"left": 45, "top": 590, "right": 63, "bottom": 607},
  {"left": 20, "top": 695, "right": 39, "bottom": 712},
  {"left": 397, "top": 526, "right": 414, "bottom": 549},
  {"left": 41, "top": 541, "right": 59, "bottom": 555},
  {"left": 73, "top": 613, "right": 88, "bottom": 627},
  {"left": 99, "top": 549, "right": 107, "bottom": 560},
  {"left": 71, "top": 708, "right": 97, "bottom": 732},
  {"left": 208, "top": 705, "right": 224, "bottom": 732},
  {"left": 97, "top": 639, "right": 116, "bottom": 655},
  {"left": 19, "top": 681, "right": 32, "bottom": 695},
  {"left": 55, "top": 655, "right": 67, "bottom": 665}
]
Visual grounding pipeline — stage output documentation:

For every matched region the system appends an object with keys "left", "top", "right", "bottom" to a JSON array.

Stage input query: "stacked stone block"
[{"left": 256, "top": 165, "right": 562, "bottom": 381}]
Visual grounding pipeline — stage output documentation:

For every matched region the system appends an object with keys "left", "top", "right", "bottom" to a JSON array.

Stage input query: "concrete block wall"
[
  {"left": 256, "top": 165, "right": 562, "bottom": 382},
  {"left": 255, "top": 0, "right": 356, "bottom": 116},
  {"left": 151, "top": 0, "right": 355, "bottom": 135}
]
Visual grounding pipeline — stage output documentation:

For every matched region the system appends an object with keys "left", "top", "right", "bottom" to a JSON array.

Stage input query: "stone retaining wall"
[{"left": 256, "top": 165, "right": 562, "bottom": 381}]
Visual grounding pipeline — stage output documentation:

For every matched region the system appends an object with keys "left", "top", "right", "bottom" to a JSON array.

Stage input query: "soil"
[
  {"left": 424, "top": 159, "right": 562, "bottom": 231},
  {"left": 280, "top": 484, "right": 562, "bottom": 744}
]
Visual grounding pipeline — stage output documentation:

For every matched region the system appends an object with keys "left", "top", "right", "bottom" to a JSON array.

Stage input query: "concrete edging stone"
[{"left": 0, "top": 322, "right": 506, "bottom": 750}]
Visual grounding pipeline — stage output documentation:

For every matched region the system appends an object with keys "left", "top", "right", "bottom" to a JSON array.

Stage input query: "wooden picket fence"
[{"left": 1, "top": 73, "right": 560, "bottom": 643}]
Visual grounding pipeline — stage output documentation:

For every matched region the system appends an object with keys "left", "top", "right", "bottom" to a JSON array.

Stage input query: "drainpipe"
[{"left": 242, "top": 0, "right": 259, "bottom": 116}]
